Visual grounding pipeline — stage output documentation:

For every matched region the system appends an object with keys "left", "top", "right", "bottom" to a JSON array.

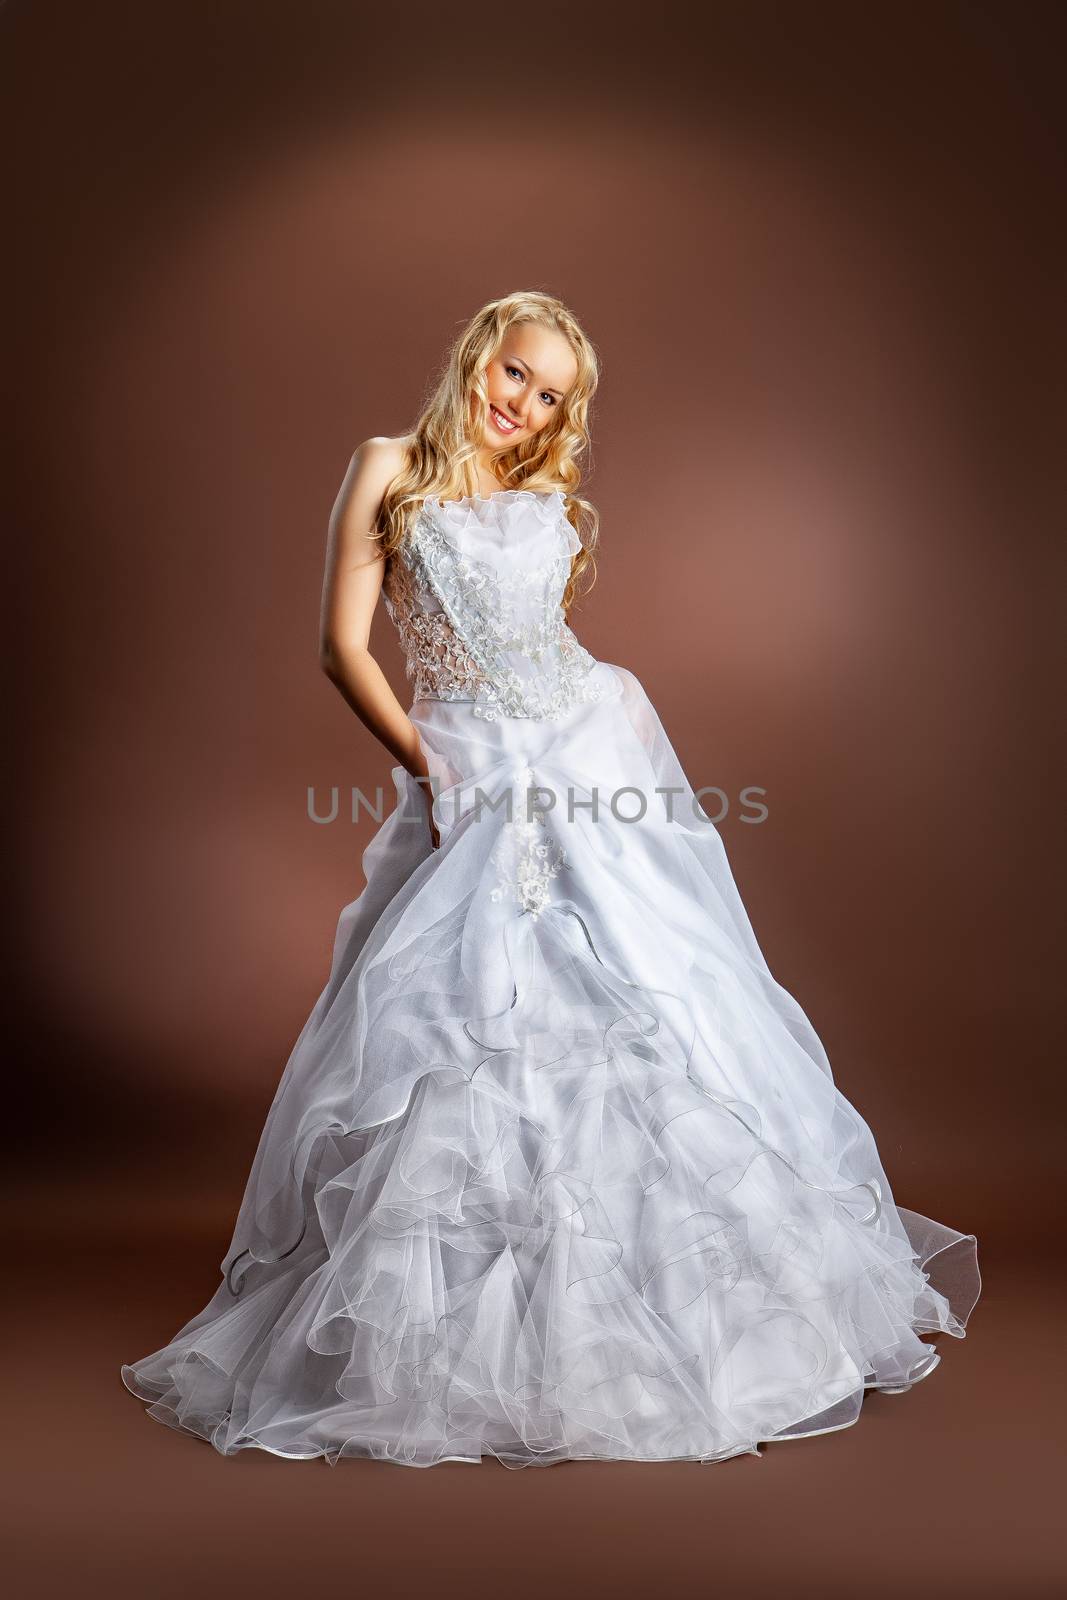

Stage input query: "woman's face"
[{"left": 481, "top": 322, "right": 579, "bottom": 451}]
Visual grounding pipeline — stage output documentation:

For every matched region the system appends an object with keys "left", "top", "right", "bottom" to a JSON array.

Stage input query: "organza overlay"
[{"left": 122, "top": 490, "right": 980, "bottom": 1467}]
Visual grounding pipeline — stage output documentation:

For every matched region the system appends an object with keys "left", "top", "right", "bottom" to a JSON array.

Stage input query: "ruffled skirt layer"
[{"left": 122, "top": 663, "right": 980, "bottom": 1466}]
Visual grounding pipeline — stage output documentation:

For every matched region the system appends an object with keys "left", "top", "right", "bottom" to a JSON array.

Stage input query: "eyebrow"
[{"left": 506, "top": 355, "right": 565, "bottom": 398}]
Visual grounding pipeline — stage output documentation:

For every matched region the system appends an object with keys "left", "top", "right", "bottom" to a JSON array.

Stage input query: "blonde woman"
[{"left": 122, "top": 291, "right": 980, "bottom": 1468}]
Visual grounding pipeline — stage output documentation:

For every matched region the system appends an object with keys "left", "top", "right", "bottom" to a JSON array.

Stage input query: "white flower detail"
[
  {"left": 381, "top": 496, "right": 607, "bottom": 723},
  {"left": 488, "top": 767, "right": 566, "bottom": 918}
]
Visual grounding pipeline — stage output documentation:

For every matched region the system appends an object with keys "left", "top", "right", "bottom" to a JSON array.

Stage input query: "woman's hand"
[
  {"left": 406, "top": 738, "right": 441, "bottom": 851},
  {"left": 421, "top": 780, "right": 441, "bottom": 851}
]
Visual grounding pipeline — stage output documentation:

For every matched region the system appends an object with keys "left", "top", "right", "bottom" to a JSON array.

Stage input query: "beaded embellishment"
[
  {"left": 488, "top": 765, "right": 567, "bottom": 919},
  {"left": 382, "top": 492, "right": 606, "bottom": 723}
]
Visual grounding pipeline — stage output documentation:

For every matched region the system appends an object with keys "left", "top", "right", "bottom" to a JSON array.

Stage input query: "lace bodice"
[{"left": 382, "top": 489, "right": 605, "bottom": 722}]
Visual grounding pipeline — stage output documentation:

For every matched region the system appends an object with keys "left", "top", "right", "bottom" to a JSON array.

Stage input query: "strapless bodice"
[{"left": 381, "top": 489, "right": 606, "bottom": 722}]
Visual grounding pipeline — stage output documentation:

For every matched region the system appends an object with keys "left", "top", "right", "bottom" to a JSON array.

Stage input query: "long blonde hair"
[{"left": 378, "top": 290, "right": 600, "bottom": 613}]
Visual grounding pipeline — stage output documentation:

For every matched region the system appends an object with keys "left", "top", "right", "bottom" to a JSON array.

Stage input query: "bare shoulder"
[
  {"left": 329, "top": 434, "right": 414, "bottom": 546},
  {"left": 348, "top": 433, "right": 414, "bottom": 502}
]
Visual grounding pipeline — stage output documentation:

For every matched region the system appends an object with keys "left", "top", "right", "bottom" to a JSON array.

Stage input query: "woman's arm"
[{"left": 319, "top": 437, "right": 434, "bottom": 808}]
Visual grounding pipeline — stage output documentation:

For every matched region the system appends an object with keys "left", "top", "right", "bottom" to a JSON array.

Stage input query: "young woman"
[{"left": 122, "top": 290, "right": 980, "bottom": 1468}]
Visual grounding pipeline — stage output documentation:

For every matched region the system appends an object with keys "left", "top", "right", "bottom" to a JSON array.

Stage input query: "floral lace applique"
[
  {"left": 488, "top": 766, "right": 567, "bottom": 918},
  {"left": 382, "top": 495, "right": 607, "bottom": 723}
]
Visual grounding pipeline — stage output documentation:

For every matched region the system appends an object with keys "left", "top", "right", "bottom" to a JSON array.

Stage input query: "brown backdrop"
[{"left": 5, "top": 2, "right": 1063, "bottom": 1596}]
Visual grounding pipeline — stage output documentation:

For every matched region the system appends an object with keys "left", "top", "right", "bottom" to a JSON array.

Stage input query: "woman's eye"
[{"left": 505, "top": 365, "right": 555, "bottom": 406}]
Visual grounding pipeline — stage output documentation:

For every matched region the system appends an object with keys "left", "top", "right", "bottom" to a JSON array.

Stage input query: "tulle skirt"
[{"left": 122, "top": 662, "right": 980, "bottom": 1467}]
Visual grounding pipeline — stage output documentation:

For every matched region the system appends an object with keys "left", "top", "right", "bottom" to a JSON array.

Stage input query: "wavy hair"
[{"left": 377, "top": 290, "right": 600, "bottom": 613}]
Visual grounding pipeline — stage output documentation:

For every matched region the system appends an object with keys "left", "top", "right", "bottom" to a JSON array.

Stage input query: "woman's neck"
[{"left": 474, "top": 472, "right": 505, "bottom": 496}]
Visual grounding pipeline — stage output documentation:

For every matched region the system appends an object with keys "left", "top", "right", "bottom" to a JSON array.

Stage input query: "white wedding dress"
[{"left": 122, "top": 489, "right": 980, "bottom": 1467}]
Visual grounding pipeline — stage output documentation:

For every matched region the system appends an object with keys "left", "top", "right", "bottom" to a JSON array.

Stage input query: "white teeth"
[{"left": 491, "top": 405, "right": 517, "bottom": 431}]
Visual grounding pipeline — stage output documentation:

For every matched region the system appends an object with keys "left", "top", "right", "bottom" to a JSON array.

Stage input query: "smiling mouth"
[{"left": 489, "top": 403, "right": 520, "bottom": 434}]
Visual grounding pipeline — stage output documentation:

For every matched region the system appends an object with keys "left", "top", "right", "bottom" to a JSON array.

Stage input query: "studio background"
[{"left": 5, "top": 3, "right": 1062, "bottom": 1597}]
